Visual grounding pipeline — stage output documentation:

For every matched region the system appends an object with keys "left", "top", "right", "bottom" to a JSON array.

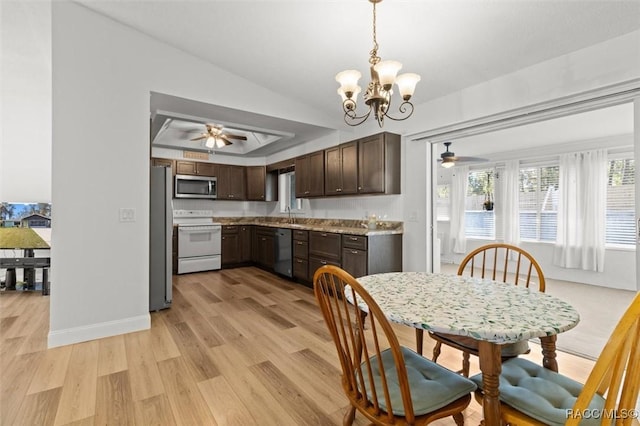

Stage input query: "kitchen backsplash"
[{"left": 172, "top": 195, "right": 403, "bottom": 221}]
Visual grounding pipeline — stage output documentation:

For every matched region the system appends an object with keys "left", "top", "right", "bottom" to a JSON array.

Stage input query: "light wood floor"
[{"left": 1, "top": 266, "right": 596, "bottom": 425}]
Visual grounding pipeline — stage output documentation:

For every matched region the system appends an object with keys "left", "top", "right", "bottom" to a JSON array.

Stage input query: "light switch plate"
[{"left": 119, "top": 207, "right": 136, "bottom": 222}]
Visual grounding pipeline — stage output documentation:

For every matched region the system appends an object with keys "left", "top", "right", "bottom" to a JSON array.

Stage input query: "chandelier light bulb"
[
  {"left": 396, "top": 73, "right": 421, "bottom": 100},
  {"left": 335, "top": 70, "right": 362, "bottom": 97},
  {"left": 374, "top": 60, "right": 402, "bottom": 90},
  {"left": 338, "top": 86, "right": 361, "bottom": 110},
  {"left": 205, "top": 136, "right": 215, "bottom": 148}
]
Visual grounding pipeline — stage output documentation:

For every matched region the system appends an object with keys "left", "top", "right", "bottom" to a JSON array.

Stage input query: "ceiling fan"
[
  {"left": 439, "top": 142, "right": 488, "bottom": 168},
  {"left": 190, "top": 124, "right": 247, "bottom": 149}
]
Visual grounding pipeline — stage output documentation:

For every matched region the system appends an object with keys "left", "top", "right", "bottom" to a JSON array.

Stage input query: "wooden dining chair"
[
  {"left": 418, "top": 243, "right": 546, "bottom": 377},
  {"left": 469, "top": 291, "right": 640, "bottom": 426},
  {"left": 313, "top": 265, "right": 477, "bottom": 426}
]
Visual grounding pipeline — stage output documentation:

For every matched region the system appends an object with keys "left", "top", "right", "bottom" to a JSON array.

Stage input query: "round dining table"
[{"left": 352, "top": 272, "right": 580, "bottom": 426}]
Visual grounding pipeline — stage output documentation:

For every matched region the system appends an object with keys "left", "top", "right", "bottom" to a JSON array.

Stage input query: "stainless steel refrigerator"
[{"left": 150, "top": 165, "right": 173, "bottom": 311}]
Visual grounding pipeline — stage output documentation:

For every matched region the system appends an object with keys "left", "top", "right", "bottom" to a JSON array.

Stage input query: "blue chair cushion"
[
  {"left": 470, "top": 357, "right": 605, "bottom": 426},
  {"left": 362, "top": 346, "right": 477, "bottom": 416}
]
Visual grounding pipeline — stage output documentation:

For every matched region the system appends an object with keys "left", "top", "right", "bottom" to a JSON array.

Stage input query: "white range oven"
[{"left": 173, "top": 210, "right": 221, "bottom": 274}]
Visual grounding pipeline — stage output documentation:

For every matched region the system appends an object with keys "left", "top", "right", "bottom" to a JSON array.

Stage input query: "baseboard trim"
[{"left": 47, "top": 313, "right": 150, "bottom": 348}]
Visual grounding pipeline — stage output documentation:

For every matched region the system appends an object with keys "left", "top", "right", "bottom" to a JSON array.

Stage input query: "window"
[
  {"left": 519, "top": 165, "right": 558, "bottom": 242},
  {"left": 606, "top": 158, "right": 635, "bottom": 246},
  {"left": 465, "top": 169, "right": 495, "bottom": 239},
  {"left": 458, "top": 152, "right": 635, "bottom": 247},
  {"left": 278, "top": 171, "right": 301, "bottom": 212},
  {"left": 436, "top": 184, "right": 450, "bottom": 221}
]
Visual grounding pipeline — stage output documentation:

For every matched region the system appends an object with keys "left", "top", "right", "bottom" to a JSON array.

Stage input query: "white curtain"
[
  {"left": 501, "top": 160, "right": 520, "bottom": 246},
  {"left": 450, "top": 165, "right": 469, "bottom": 254},
  {"left": 553, "top": 150, "right": 607, "bottom": 272}
]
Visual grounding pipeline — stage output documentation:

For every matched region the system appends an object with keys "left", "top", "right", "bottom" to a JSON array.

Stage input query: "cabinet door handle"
[
  {"left": 296, "top": 259, "right": 303, "bottom": 263},
  {"left": 350, "top": 237, "right": 358, "bottom": 241},
  {"left": 305, "top": 191, "right": 310, "bottom": 194},
  {"left": 320, "top": 233, "right": 327, "bottom": 237},
  {"left": 320, "top": 260, "right": 327, "bottom": 265},
  {"left": 296, "top": 241, "right": 304, "bottom": 245},
  {"left": 351, "top": 250, "right": 359, "bottom": 254},
  {"left": 358, "top": 186, "right": 362, "bottom": 190}
]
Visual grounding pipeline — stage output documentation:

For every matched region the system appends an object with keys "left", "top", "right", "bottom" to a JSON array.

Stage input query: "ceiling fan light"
[
  {"left": 374, "top": 60, "right": 402, "bottom": 90},
  {"left": 335, "top": 70, "right": 362, "bottom": 97},
  {"left": 215, "top": 136, "right": 226, "bottom": 148},
  {"left": 396, "top": 73, "right": 421, "bottom": 100},
  {"left": 205, "top": 136, "right": 215, "bottom": 149},
  {"left": 441, "top": 158, "right": 455, "bottom": 168}
]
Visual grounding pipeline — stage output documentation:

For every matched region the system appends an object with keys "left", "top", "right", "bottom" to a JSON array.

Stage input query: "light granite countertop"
[{"left": 209, "top": 216, "right": 403, "bottom": 236}]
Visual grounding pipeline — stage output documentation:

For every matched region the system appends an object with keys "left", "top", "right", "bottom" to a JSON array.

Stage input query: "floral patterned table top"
[{"left": 351, "top": 272, "right": 580, "bottom": 344}]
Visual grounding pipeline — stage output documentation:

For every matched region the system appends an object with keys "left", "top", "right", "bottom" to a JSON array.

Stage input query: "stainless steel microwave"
[{"left": 174, "top": 174, "right": 217, "bottom": 199}]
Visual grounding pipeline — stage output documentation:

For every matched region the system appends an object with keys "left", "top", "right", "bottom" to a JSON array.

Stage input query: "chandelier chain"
[{"left": 369, "top": 1, "right": 380, "bottom": 65}]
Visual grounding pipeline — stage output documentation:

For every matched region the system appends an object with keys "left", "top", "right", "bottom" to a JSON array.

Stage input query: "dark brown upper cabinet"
[
  {"left": 324, "top": 141, "right": 358, "bottom": 196},
  {"left": 357, "top": 132, "right": 401, "bottom": 195},
  {"left": 217, "top": 164, "right": 246, "bottom": 200},
  {"left": 246, "top": 166, "right": 267, "bottom": 201},
  {"left": 295, "top": 151, "right": 324, "bottom": 198},
  {"left": 175, "top": 160, "right": 217, "bottom": 177},
  {"left": 151, "top": 158, "right": 175, "bottom": 174}
]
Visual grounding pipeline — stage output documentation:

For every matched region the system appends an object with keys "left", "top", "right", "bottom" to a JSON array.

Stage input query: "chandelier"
[{"left": 335, "top": 0, "right": 421, "bottom": 127}]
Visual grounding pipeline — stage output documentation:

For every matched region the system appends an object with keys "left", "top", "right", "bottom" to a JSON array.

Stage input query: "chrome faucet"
[{"left": 285, "top": 206, "right": 294, "bottom": 224}]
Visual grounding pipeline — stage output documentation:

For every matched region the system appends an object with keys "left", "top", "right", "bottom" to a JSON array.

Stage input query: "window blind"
[
  {"left": 465, "top": 168, "right": 495, "bottom": 239},
  {"left": 519, "top": 166, "right": 559, "bottom": 242},
  {"left": 606, "top": 158, "right": 635, "bottom": 246}
]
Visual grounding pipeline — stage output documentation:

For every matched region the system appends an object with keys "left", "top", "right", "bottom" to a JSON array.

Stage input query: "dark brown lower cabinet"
[
  {"left": 293, "top": 230, "right": 309, "bottom": 282},
  {"left": 308, "top": 231, "right": 342, "bottom": 286},
  {"left": 293, "top": 258, "right": 308, "bottom": 281},
  {"left": 308, "top": 256, "right": 341, "bottom": 282},
  {"left": 239, "top": 226, "right": 252, "bottom": 263},
  {"left": 341, "top": 233, "right": 402, "bottom": 278},
  {"left": 222, "top": 225, "right": 253, "bottom": 267},
  {"left": 253, "top": 227, "right": 275, "bottom": 270},
  {"left": 222, "top": 226, "right": 240, "bottom": 267},
  {"left": 341, "top": 248, "right": 367, "bottom": 278},
  {"left": 221, "top": 225, "right": 402, "bottom": 287}
]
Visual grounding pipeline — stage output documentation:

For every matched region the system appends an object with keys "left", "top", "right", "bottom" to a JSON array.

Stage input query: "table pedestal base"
[{"left": 478, "top": 341, "right": 502, "bottom": 426}]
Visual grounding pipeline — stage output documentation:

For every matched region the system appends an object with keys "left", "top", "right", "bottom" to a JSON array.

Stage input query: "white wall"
[
  {"left": 49, "top": 1, "right": 639, "bottom": 347},
  {"left": 1, "top": 1, "right": 52, "bottom": 203},
  {"left": 49, "top": 1, "right": 337, "bottom": 347}
]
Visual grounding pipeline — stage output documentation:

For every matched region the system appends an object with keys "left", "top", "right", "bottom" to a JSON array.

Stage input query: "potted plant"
[{"left": 483, "top": 193, "right": 494, "bottom": 211}]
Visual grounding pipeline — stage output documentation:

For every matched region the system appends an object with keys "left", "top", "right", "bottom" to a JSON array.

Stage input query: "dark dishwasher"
[{"left": 274, "top": 228, "right": 293, "bottom": 277}]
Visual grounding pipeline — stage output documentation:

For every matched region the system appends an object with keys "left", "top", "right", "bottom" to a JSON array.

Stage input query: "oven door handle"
[{"left": 178, "top": 227, "right": 220, "bottom": 233}]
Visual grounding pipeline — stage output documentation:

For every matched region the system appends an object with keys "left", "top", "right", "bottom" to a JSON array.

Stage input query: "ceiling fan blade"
[
  {"left": 438, "top": 155, "right": 488, "bottom": 164},
  {"left": 220, "top": 136, "right": 233, "bottom": 146},
  {"left": 456, "top": 156, "right": 488, "bottom": 163},
  {"left": 224, "top": 133, "right": 247, "bottom": 140},
  {"left": 190, "top": 135, "right": 207, "bottom": 141}
]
